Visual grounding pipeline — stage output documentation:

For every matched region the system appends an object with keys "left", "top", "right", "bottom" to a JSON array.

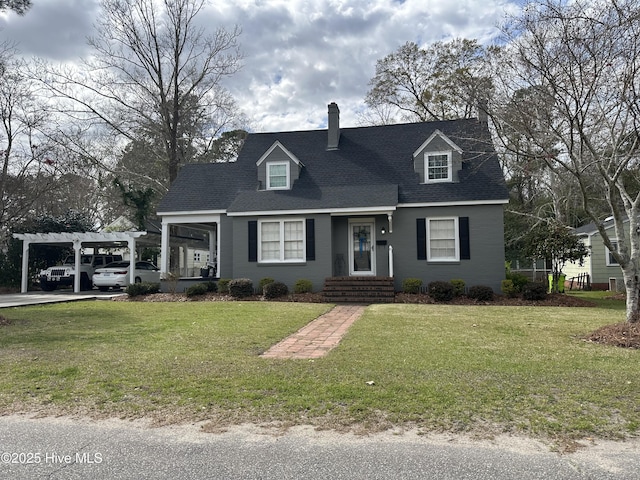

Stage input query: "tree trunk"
[{"left": 622, "top": 266, "right": 640, "bottom": 323}]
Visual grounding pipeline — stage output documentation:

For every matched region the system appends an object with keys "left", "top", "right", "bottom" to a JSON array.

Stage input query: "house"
[
  {"left": 564, "top": 217, "right": 628, "bottom": 291},
  {"left": 156, "top": 103, "right": 509, "bottom": 295}
]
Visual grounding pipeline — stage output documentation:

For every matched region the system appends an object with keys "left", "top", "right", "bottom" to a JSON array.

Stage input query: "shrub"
[
  {"left": 229, "top": 278, "right": 254, "bottom": 298},
  {"left": 294, "top": 279, "right": 313, "bottom": 294},
  {"left": 263, "top": 281, "right": 289, "bottom": 299},
  {"left": 450, "top": 279, "right": 466, "bottom": 296},
  {"left": 204, "top": 281, "right": 218, "bottom": 293},
  {"left": 402, "top": 278, "right": 423, "bottom": 294},
  {"left": 522, "top": 282, "right": 547, "bottom": 301},
  {"left": 126, "top": 282, "right": 160, "bottom": 297},
  {"left": 505, "top": 272, "right": 529, "bottom": 293},
  {"left": 258, "top": 277, "right": 275, "bottom": 293},
  {"left": 501, "top": 279, "right": 518, "bottom": 298},
  {"left": 428, "top": 281, "right": 454, "bottom": 302},
  {"left": 185, "top": 283, "right": 208, "bottom": 297},
  {"left": 217, "top": 278, "right": 231, "bottom": 294},
  {"left": 468, "top": 285, "right": 494, "bottom": 301}
]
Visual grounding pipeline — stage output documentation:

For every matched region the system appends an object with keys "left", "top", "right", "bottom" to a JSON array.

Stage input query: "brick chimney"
[{"left": 327, "top": 102, "right": 340, "bottom": 150}]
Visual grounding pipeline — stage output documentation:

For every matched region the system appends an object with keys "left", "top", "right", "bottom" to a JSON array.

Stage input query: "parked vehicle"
[
  {"left": 40, "top": 254, "right": 123, "bottom": 291},
  {"left": 92, "top": 261, "right": 160, "bottom": 291}
]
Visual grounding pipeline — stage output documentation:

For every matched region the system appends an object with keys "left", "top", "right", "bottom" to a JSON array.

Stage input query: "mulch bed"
[
  {"left": 586, "top": 322, "right": 640, "bottom": 349},
  {"left": 118, "top": 291, "right": 598, "bottom": 307},
  {"left": 394, "top": 292, "right": 597, "bottom": 307}
]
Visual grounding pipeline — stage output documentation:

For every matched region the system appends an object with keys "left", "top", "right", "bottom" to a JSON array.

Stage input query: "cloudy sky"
[{"left": 0, "top": 0, "right": 522, "bottom": 133}]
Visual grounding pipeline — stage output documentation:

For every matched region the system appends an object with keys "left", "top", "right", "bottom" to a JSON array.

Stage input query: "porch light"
[{"left": 381, "top": 227, "right": 386, "bottom": 235}]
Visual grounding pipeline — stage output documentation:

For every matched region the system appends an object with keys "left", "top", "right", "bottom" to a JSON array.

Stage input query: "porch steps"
[{"left": 323, "top": 276, "right": 395, "bottom": 304}]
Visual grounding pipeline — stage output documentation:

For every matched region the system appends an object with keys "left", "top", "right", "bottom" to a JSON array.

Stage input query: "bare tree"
[
  {"left": 493, "top": 0, "right": 640, "bottom": 322},
  {"left": 363, "top": 39, "right": 493, "bottom": 124},
  {"left": 0, "top": 0, "right": 31, "bottom": 15},
  {"left": 37, "top": 0, "right": 244, "bottom": 188},
  {"left": 0, "top": 45, "right": 77, "bottom": 243}
]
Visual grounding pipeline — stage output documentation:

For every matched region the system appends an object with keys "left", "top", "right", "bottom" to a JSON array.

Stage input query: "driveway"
[{"left": 0, "top": 290, "right": 125, "bottom": 309}]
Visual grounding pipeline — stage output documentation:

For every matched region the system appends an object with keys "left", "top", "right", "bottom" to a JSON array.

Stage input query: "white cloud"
[
  {"left": 0, "top": 0, "right": 522, "bottom": 132},
  {"left": 0, "top": 0, "right": 99, "bottom": 60}
]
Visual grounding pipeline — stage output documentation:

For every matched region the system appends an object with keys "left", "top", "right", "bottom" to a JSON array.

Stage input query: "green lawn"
[{"left": 0, "top": 295, "right": 637, "bottom": 440}]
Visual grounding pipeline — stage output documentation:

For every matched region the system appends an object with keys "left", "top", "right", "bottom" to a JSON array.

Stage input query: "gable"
[
  {"left": 412, "top": 130, "right": 464, "bottom": 184},
  {"left": 256, "top": 141, "right": 303, "bottom": 190}
]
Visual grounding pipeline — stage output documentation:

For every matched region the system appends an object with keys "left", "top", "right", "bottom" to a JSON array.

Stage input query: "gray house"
[{"left": 157, "top": 103, "right": 509, "bottom": 298}]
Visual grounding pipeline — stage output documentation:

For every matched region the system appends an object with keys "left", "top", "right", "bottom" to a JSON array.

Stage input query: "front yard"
[{"left": 0, "top": 294, "right": 638, "bottom": 441}]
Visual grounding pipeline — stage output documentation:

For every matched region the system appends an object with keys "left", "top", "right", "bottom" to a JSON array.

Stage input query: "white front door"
[{"left": 349, "top": 221, "right": 376, "bottom": 276}]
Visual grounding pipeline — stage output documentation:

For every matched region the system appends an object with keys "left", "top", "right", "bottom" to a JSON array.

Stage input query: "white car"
[{"left": 92, "top": 261, "right": 160, "bottom": 291}]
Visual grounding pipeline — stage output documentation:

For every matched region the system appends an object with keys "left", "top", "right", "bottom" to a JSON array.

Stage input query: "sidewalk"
[{"left": 261, "top": 305, "right": 365, "bottom": 359}]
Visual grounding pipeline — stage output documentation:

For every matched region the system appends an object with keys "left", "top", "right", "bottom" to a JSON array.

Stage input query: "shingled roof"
[{"left": 157, "top": 117, "right": 508, "bottom": 214}]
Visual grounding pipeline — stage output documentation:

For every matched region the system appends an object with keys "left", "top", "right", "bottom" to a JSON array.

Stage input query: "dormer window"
[
  {"left": 425, "top": 152, "right": 452, "bottom": 183},
  {"left": 413, "top": 129, "right": 462, "bottom": 184},
  {"left": 267, "top": 161, "right": 289, "bottom": 190},
  {"left": 256, "top": 141, "right": 303, "bottom": 191}
]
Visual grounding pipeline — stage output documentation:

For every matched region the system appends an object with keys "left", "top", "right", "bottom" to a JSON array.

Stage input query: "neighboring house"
[
  {"left": 564, "top": 217, "right": 627, "bottom": 291},
  {"left": 156, "top": 103, "right": 509, "bottom": 293}
]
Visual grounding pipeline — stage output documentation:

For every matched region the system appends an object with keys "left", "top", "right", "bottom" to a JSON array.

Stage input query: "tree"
[
  {"left": 112, "top": 178, "right": 155, "bottom": 231},
  {"left": 522, "top": 221, "right": 588, "bottom": 293},
  {"left": 493, "top": 0, "right": 640, "bottom": 322},
  {"left": 0, "top": 45, "right": 81, "bottom": 244},
  {"left": 0, "top": 0, "right": 31, "bottom": 15},
  {"left": 363, "top": 39, "right": 494, "bottom": 124},
  {"left": 38, "top": 0, "right": 244, "bottom": 189},
  {"left": 0, "top": 210, "right": 94, "bottom": 288}
]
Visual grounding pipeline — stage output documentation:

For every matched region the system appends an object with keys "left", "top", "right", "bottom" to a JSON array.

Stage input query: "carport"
[{"left": 12, "top": 231, "right": 150, "bottom": 294}]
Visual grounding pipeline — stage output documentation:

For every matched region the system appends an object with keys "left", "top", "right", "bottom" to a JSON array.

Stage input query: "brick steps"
[{"left": 323, "top": 276, "right": 395, "bottom": 304}]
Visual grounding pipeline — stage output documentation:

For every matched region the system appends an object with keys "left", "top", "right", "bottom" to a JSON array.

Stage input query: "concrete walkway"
[
  {"left": 0, "top": 291, "right": 125, "bottom": 309},
  {"left": 261, "top": 305, "right": 365, "bottom": 359}
]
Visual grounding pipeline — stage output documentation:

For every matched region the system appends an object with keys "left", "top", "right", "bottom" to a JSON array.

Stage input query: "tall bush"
[
  {"left": 229, "top": 278, "right": 253, "bottom": 298},
  {"left": 263, "top": 281, "right": 288, "bottom": 299},
  {"left": 294, "top": 279, "right": 313, "bottom": 294},
  {"left": 402, "top": 278, "right": 423, "bottom": 294},
  {"left": 450, "top": 279, "right": 466, "bottom": 296},
  {"left": 428, "top": 281, "right": 454, "bottom": 302}
]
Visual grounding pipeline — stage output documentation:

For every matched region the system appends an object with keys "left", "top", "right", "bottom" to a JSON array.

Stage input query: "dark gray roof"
[{"left": 157, "top": 118, "right": 508, "bottom": 214}]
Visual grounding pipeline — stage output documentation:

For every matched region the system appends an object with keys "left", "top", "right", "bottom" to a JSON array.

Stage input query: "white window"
[
  {"left": 427, "top": 217, "right": 459, "bottom": 261},
  {"left": 267, "top": 162, "right": 289, "bottom": 190},
  {"left": 425, "top": 151, "right": 452, "bottom": 183},
  {"left": 259, "top": 219, "right": 305, "bottom": 262},
  {"left": 606, "top": 240, "right": 619, "bottom": 266}
]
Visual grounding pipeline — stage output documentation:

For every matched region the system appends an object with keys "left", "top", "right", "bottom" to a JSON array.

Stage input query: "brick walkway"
[{"left": 260, "top": 305, "right": 365, "bottom": 359}]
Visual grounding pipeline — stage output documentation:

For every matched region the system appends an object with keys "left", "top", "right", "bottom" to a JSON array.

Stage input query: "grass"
[{"left": 0, "top": 293, "right": 638, "bottom": 441}]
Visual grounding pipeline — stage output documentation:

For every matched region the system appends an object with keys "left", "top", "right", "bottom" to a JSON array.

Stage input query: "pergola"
[{"left": 12, "top": 231, "right": 150, "bottom": 293}]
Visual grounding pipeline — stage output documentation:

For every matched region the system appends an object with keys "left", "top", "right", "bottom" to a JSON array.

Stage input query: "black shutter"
[
  {"left": 416, "top": 218, "right": 427, "bottom": 260},
  {"left": 459, "top": 217, "right": 470, "bottom": 260},
  {"left": 248, "top": 220, "right": 258, "bottom": 262},
  {"left": 306, "top": 219, "right": 315, "bottom": 261}
]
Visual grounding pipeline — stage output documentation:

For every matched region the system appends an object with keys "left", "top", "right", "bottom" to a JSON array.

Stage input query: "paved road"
[{"left": 1, "top": 415, "right": 638, "bottom": 479}]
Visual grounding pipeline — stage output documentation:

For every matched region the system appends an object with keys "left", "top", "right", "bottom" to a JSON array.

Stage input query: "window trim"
[
  {"left": 424, "top": 151, "right": 453, "bottom": 183},
  {"left": 426, "top": 217, "right": 459, "bottom": 262},
  {"left": 266, "top": 161, "right": 290, "bottom": 190},
  {"left": 606, "top": 239, "right": 619, "bottom": 266},
  {"left": 258, "top": 218, "right": 306, "bottom": 263}
]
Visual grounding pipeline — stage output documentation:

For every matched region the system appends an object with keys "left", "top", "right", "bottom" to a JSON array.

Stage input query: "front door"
[{"left": 349, "top": 221, "right": 376, "bottom": 276}]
